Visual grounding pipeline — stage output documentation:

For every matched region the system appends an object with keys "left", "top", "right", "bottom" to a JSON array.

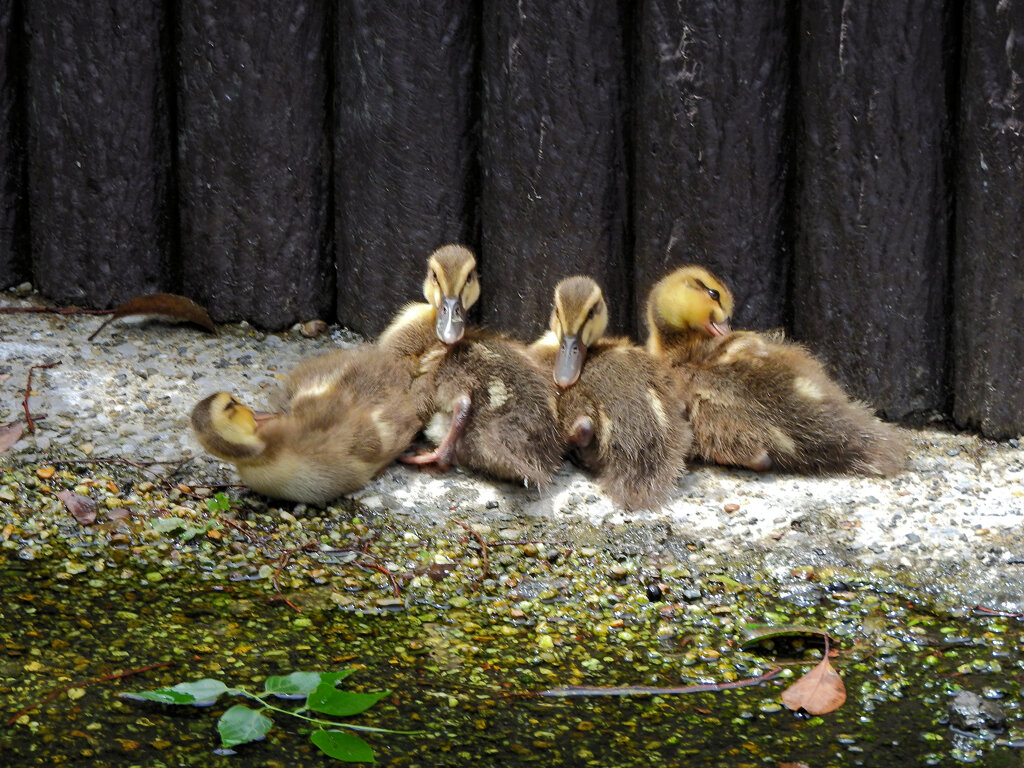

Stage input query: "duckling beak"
[
  {"left": 251, "top": 410, "right": 276, "bottom": 427},
  {"left": 555, "top": 333, "right": 586, "bottom": 389},
  {"left": 704, "top": 320, "right": 731, "bottom": 337},
  {"left": 436, "top": 296, "right": 466, "bottom": 345}
]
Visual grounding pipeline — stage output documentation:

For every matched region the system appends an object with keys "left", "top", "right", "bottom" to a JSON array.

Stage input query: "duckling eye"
[
  {"left": 467, "top": 271, "right": 477, "bottom": 283},
  {"left": 707, "top": 288, "right": 721, "bottom": 303}
]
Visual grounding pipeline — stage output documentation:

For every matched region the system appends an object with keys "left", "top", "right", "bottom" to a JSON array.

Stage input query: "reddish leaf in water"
[
  {"left": 0, "top": 421, "right": 24, "bottom": 453},
  {"left": 57, "top": 490, "right": 98, "bottom": 525},
  {"left": 88, "top": 293, "right": 216, "bottom": 341},
  {"left": 780, "top": 650, "right": 846, "bottom": 715}
]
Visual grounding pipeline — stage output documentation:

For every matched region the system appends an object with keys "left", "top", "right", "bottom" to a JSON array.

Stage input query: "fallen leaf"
[
  {"left": 88, "top": 293, "right": 216, "bottom": 341},
  {"left": 780, "top": 649, "right": 846, "bottom": 715},
  {"left": 0, "top": 421, "right": 24, "bottom": 453},
  {"left": 36, "top": 466, "right": 56, "bottom": 479},
  {"left": 57, "top": 490, "right": 98, "bottom": 525},
  {"left": 740, "top": 624, "right": 838, "bottom": 651}
]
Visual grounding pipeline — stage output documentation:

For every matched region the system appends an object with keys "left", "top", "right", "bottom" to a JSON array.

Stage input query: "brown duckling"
[
  {"left": 531, "top": 276, "right": 692, "bottom": 509},
  {"left": 191, "top": 346, "right": 422, "bottom": 504},
  {"left": 646, "top": 265, "right": 908, "bottom": 476},
  {"left": 378, "top": 244, "right": 564, "bottom": 486}
]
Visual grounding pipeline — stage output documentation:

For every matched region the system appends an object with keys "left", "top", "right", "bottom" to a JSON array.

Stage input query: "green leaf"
[
  {"left": 307, "top": 684, "right": 388, "bottom": 717},
  {"left": 217, "top": 704, "right": 273, "bottom": 748},
  {"left": 310, "top": 729, "right": 376, "bottom": 763},
  {"left": 739, "top": 624, "right": 836, "bottom": 651},
  {"left": 119, "top": 678, "right": 229, "bottom": 707},
  {"left": 207, "top": 493, "right": 232, "bottom": 512},
  {"left": 151, "top": 517, "right": 186, "bottom": 533},
  {"left": 120, "top": 688, "right": 196, "bottom": 705},
  {"left": 264, "top": 671, "right": 325, "bottom": 699}
]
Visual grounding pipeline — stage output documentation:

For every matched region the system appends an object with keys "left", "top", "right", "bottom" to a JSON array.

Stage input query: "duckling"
[
  {"left": 378, "top": 244, "right": 564, "bottom": 486},
  {"left": 530, "top": 276, "right": 692, "bottom": 509},
  {"left": 646, "top": 266, "right": 908, "bottom": 476},
  {"left": 191, "top": 346, "right": 422, "bottom": 504}
]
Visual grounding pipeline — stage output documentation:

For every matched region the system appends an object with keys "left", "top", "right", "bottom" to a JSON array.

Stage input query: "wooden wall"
[{"left": 1, "top": 0, "right": 1022, "bottom": 438}]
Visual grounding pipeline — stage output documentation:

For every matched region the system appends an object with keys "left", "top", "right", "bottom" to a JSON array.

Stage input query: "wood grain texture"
[
  {"left": 953, "top": 0, "right": 1024, "bottom": 438},
  {"left": 24, "top": 0, "right": 172, "bottom": 305},
  {"left": 633, "top": 0, "right": 793, "bottom": 333},
  {"left": 334, "top": 0, "right": 478, "bottom": 337},
  {"left": 792, "top": 0, "right": 954, "bottom": 420},
  {"left": 480, "top": 0, "right": 630, "bottom": 340},
  {"left": 178, "top": 0, "right": 332, "bottom": 328}
]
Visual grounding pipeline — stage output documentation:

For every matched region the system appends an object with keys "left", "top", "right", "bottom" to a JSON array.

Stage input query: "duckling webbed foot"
[
  {"left": 400, "top": 394, "right": 472, "bottom": 470},
  {"left": 569, "top": 415, "right": 594, "bottom": 448}
]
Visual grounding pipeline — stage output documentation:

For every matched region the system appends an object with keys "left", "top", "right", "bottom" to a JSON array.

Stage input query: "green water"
[{"left": 2, "top": 556, "right": 1022, "bottom": 768}]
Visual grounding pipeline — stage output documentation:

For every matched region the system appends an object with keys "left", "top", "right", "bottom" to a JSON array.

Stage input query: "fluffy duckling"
[
  {"left": 378, "top": 245, "right": 564, "bottom": 486},
  {"left": 531, "top": 277, "right": 692, "bottom": 509},
  {"left": 646, "top": 266, "right": 908, "bottom": 476},
  {"left": 191, "top": 346, "right": 422, "bottom": 504}
]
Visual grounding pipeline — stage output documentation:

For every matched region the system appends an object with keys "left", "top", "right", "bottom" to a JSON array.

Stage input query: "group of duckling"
[{"left": 191, "top": 245, "right": 908, "bottom": 509}]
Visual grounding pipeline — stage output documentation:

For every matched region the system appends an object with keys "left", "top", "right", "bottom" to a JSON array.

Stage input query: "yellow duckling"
[
  {"left": 378, "top": 245, "right": 564, "bottom": 486},
  {"left": 646, "top": 266, "right": 908, "bottom": 475},
  {"left": 531, "top": 276, "right": 692, "bottom": 509},
  {"left": 191, "top": 346, "right": 422, "bottom": 504}
]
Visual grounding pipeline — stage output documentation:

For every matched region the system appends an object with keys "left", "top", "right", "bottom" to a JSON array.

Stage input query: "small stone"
[
  {"left": 579, "top": 547, "right": 598, "bottom": 557},
  {"left": 13, "top": 281, "right": 33, "bottom": 297},
  {"left": 948, "top": 690, "right": 1006, "bottom": 732},
  {"left": 485, "top": 499, "right": 499, "bottom": 509},
  {"left": 375, "top": 597, "right": 405, "bottom": 609},
  {"left": 609, "top": 564, "right": 629, "bottom": 580},
  {"left": 724, "top": 503, "right": 740, "bottom": 513},
  {"left": 523, "top": 543, "right": 539, "bottom": 558}
]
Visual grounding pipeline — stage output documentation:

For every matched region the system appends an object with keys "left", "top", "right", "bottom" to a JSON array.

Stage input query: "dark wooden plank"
[
  {"left": 178, "top": 0, "right": 332, "bottom": 328},
  {"left": 334, "top": 1, "right": 478, "bottom": 337},
  {"left": 24, "top": 0, "right": 172, "bottom": 305},
  {"left": 0, "top": 0, "right": 27, "bottom": 288},
  {"left": 479, "top": 0, "right": 629, "bottom": 340},
  {"left": 633, "top": 0, "right": 793, "bottom": 332},
  {"left": 792, "top": 0, "right": 953, "bottom": 421},
  {"left": 953, "top": 1, "right": 1024, "bottom": 439}
]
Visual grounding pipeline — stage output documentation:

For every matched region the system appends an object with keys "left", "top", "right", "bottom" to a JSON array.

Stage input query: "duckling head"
[
  {"left": 647, "top": 266, "right": 734, "bottom": 340},
  {"left": 423, "top": 244, "right": 480, "bottom": 345},
  {"left": 549, "top": 276, "right": 608, "bottom": 389},
  {"left": 191, "top": 392, "right": 272, "bottom": 462}
]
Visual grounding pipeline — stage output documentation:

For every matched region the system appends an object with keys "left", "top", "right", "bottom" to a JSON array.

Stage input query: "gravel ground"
[{"left": 2, "top": 288, "right": 1023, "bottom": 607}]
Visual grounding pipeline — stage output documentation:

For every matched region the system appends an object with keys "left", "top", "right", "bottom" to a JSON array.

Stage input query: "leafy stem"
[{"left": 229, "top": 687, "right": 421, "bottom": 734}]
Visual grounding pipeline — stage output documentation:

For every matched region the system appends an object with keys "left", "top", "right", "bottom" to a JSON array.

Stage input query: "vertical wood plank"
[
  {"left": 334, "top": 1, "right": 478, "bottom": 337},
  {"left": 633, "top": 0, "right": 793, "bottom": 332},
  {"left": 953, "top": 0, "right": 1024, "bottom": 438},
  {"left": 0, "top": 0, "right": 27, "bottom": 288},
  {"left": 0, "top": 0, "right": 26, "bottom": 287},
  {"left": 24, "top": 0, "right": 172, "bottom": 305},
  {"left": 480, "top": 0, "right": 630, "bottom": 339},
  {"left": 792, "top": 0, "right": 953, "bottom": 420},
  {"left": 178, "top": 1, "right": 332, "bottom": 328}
]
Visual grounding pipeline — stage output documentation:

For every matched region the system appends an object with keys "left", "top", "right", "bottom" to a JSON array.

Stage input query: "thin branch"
[
  {"left": 0, "top": 306, "right": 113, "bottom": 316},
  {"left": 537, "top": 667, "right": 783, "bottom": 698},
  {"left": 23, "top": 361, "right": 62, "bottom": 433},
  {"left": 5, "top": 661, "right": 176, "bottom": 726}
]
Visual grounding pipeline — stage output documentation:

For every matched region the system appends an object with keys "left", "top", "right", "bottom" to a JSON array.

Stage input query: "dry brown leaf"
[
  {"left": 780, "top": 652, "right": 846, "bottom": 715},
  {"left": 0, "top": 421, "right": 24, "bottom": 453},
  {"left": 57, "top": 490, "right": 98, "bottom": 525},
  {"left": 88, "top": 293, "right": 216, "bottom": 341}
]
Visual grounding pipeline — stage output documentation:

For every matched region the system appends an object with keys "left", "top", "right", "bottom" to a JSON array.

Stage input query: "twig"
[
  {"left": 0, "top": 306, "right": 113, "bottom": 316},
  {"left": 5, "top": 660, "right": 176, "bottom": 726},
  {"left": 23, "top": 361, "right": 62, "bottom": 433},
  {"left": 536, "top": 667, "right": 783, "bottom": 698},
  {"left": 359, "top": 562, "right": 401, "bottom": 598},
  {"left": 456, "top": 520, "right": 490, "bottom": 583},
  {"left": 972, "top": 605, "right": 1024, "bottom": 619}
]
